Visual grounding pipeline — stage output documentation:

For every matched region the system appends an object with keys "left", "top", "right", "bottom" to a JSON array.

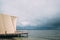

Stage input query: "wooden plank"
[{"left": 0, "top": 32, "right": 28, "bottom": 38}]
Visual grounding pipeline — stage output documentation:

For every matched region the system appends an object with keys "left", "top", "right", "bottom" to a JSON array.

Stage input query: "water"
[
  {"left": 1, "top": 30, "right": 60, "bottom": 40},
  {"left": 17, "top": 30, "right": 60, "bottom": 40}
]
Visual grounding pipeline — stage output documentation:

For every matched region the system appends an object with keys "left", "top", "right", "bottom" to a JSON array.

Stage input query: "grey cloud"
[
  {"left": 1, "top": 0, "right": 60, "bottom": 28},
  {"left": 39, "top": 13, "right": 60, "bottom": 29}
]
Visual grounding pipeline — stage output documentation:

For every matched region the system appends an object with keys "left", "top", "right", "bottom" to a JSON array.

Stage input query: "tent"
[{"left": 0, "top": 14, "right": 17, "bottom": 34}]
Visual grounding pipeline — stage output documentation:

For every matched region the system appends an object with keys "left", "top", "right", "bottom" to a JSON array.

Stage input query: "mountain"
[{"left": 16, "top": 25, "right": 60, "bottom": 30}]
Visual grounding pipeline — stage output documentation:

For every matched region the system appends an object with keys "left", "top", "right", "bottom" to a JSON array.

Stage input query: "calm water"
[
  {"left": 16, "top": 30, "right": 60, "bottom": 40},
  {"left": 1, "top": 30, "right": 60, "bottom": 40}
]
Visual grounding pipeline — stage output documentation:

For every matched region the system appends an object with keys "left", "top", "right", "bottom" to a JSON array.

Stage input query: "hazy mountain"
[{"left": 16, "top": 25, "right": 60, "bottom": 30}]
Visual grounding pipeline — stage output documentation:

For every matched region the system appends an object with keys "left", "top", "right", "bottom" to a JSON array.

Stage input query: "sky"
[{"left": 0, "top": 0, "right": 60, "bottom": 28}]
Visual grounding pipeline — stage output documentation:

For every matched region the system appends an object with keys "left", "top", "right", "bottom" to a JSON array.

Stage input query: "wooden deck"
[{"left": 0, "top": 32, "right": 28, "bottom": 38}]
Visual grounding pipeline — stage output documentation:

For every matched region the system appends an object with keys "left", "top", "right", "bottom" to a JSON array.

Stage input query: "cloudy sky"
[{"left": 0, "top": 0, "right": 60, "bottom": 28}]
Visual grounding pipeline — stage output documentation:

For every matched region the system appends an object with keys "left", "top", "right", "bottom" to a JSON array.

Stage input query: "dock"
[{"left": 0, "top": 32, "right": 28, "bottom": 38}]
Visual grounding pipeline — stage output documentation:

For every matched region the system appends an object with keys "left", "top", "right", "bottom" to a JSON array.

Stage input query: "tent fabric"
[
  {"left": 11, "top": 16, "right": 17, "bottom": 33},
  {"left": 0, "top": 14, "right": 16, "bottom": 34}
]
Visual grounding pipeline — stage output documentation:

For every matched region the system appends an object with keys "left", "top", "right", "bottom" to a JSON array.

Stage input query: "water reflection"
[{"left": 0, "top": 37, "right": 60, "bottom": 40}]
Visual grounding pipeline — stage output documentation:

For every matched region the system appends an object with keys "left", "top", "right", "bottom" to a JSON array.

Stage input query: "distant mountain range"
[{"left": 16, "top": 25, "right": 60, "bottom": 30}]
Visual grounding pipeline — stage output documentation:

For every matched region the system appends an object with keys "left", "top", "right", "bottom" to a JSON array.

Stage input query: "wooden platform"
[{"left": 0, "top": 32, "right": 28, "bottom": 38}]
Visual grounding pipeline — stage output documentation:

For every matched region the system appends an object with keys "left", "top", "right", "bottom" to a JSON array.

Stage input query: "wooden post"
[{"left": 5, "top": 31, "right": 7, "bottom": 34}]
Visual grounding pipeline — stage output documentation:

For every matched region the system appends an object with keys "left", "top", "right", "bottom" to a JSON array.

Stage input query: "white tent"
[{"left": 0, "top": 14, "right": 17, "bottom": 34}]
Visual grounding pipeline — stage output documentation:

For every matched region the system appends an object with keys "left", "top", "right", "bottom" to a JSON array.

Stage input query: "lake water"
[
  {"left": 16, "top": 30, "right": 60, "bottom": 40},
  {"left": 1, "top": 30, "right": 60, "bottom": 40}
]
